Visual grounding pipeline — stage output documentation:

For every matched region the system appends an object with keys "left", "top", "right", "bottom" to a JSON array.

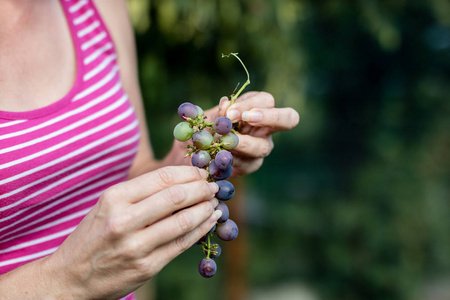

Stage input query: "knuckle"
[
  {"left": 105, "top": 214, "right": 131, "bottom": 237},
  {"left": 260, "top": 140, "right": 273, "bottom": 157},
  {"left": 175, "top": 234, "right": 192, "bottom": 253},
  {"left": 177, "top": 212, "right": 193, "bottom": 232},
  {"left": 262, "top": 92, "right": 275, "bottom": 107},
  {"left": 167, "top": 185, "right": 186, "bottom": 206},
  {"left": 156, "top": 167, "right": 174, "bottom": 187},
  {"left": 99, "top": 187, "right": 118, "bottom": 209},
  {"left": 122, "top": 238, "right": 142, "bottom": 260}
]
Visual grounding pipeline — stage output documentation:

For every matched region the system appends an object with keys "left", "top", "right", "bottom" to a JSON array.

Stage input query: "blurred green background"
[{"left": 127, "top": 0, "right": 450, "bottom": 299}]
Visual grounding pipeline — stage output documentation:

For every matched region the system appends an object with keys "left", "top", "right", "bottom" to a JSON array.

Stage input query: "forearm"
[{"left": 0, "top": 254, "right": 80, "bottom": 299}]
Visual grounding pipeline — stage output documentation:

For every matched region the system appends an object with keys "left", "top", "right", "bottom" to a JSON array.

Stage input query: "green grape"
[
  {"left": 173, "top": 122, "right": 194, "bottom": 142},
  {"left": 192, "top": 130, "right": 214, "bottom": 150},
  {"left": 221, "top": 132, "right": 239, "bottom": 150}
]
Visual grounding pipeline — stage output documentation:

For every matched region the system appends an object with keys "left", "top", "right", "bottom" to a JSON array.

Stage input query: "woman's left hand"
[{"left": 205, "top": 91, "right": 300, "bottom": 176}]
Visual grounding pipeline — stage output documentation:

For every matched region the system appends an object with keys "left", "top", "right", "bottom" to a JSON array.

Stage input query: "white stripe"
[
  {"left": 81, "top": 31, "right": 106, "bottom": 51},
  {"left": 77, "top": 20, "right": 100, "bottom": 38},
  {"left": 0, "top": 247, "right": 58, "bottom": 268},
  {"left": 0, "top": 120, "right": 26, "bottom": 128},
  {"left": 83, "top": 54, "right": 117, "bottom": 81},
  {"left": 0, "top": 163, "right": 131, "bottom": 235},
  {"left": 0, "top": 93, "right": 126, "bottom": 156},
  {"left": 0, "top": 70, "right": 119, "bottom": 141},
  {"left": 0, "top": 145, "right": 138, "bottom": 213},
  {"left": 73, "top": 8, "right": 94, "bottom": 25},
  {"left": 0, "top": 125, "right": 139, "bottom": 202},
  {"left": 84, "top": 42, "right": 113, "bottom": 65},
  {"left": 74, "top": 65, "right": 119, "bottom": 101},
  {"left": 0, "top": 227, "right": 76, "bottom": 254},
  {"left": 69, "top": 0, "right": 88, "bottom": 13}
]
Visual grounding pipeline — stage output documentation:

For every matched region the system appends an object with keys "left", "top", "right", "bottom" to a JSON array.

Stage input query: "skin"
[{"left": 0, "top": 0, "right": 299, "bottom": 298}]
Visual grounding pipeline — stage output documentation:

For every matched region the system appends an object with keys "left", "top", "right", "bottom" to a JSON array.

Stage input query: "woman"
[{"left": 0, "top": 0, "right": 299, "bottom": 299}]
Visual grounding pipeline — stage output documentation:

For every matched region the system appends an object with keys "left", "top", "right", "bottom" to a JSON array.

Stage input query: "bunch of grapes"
[{"left": 173, "top": 102, "right": 240, "bottom": 278}]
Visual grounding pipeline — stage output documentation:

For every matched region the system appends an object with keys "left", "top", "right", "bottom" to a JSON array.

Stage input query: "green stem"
[
  {"left": 206, "top": 234, "right": 211, "bottom": 259},
  {"left": 222, "top": 53, "right": 251, "bottom": 105}
]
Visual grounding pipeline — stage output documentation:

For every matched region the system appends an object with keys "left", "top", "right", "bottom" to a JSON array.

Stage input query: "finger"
[
  {"left": 242, "top": 107, "right": 300, "bottom": 132},
  {"left": 218, "top": 96, "right": 230, "bottom": 117},
  {"left": 231, "top": 156, "right": 264, "bottom": 176},
  {"left": 226, "top": 92, "right": 275, "bottom": 123},
  {"left": 138, "top": 200, "right": 221, "bottom": 252},
  {"left": 145, "top": 208, "right": 221, "bottom": 273},
  {"left": 232, "top": 134, "right": 274, "bottom": 158},
  {"left": 107, "top": 166, "right": 209, "bottom": 204},
  {"left": 133, "top": 180, "right": 219, "bottom": 227}
]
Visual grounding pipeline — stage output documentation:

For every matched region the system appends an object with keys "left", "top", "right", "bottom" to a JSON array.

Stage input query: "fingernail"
[
  {"left": 209, "top": 182, "right": 219, "bottom": 193},
  {"left": 227, "top": 110, "right": 240, "bottom": 123},
  {"left": 214, "top": 209, "right": 223, "bottom": 219},
  {"left": 199, "top": 169, "right": 209, "bottom": 178},
  {"left": 242, "top": 111, "right": 263, "bottom": 122},
  {"left": 219, "top": 96, "right": 229, "bottom": 106},
  {"left": 209, "top": 198, "right": 219, "bottom": 208}
]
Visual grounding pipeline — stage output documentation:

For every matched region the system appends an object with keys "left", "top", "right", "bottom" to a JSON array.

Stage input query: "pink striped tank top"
[{"left": 0, "top": 1, "right": 140, "bottom": 297}]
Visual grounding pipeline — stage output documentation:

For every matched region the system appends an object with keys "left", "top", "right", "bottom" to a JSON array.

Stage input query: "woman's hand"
[
  {"left": 43, "top": 166, "right": 220, "bottom": 299},
  {"left": 205, "top": 91, "right": 299, "bottom": 176}
]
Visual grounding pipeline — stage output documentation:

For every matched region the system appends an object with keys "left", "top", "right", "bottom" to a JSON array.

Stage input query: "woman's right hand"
[{"left": 43, "top": 166, "right": 220, "bottom": 299}]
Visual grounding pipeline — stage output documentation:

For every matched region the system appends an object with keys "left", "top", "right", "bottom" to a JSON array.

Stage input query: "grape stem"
[
  {"left": 222, "top": 53, "right": 250, "bottom": 105},
  {"left": 206, "top": 234, "right": 211, "bottom": 259}
]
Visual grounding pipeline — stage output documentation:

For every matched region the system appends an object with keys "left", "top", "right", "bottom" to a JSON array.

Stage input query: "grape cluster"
[{"left": 173, "top": 102, "right": 239, "bottom": 278}]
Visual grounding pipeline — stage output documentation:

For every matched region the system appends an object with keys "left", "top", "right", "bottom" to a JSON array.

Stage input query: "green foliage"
[{"left": 129, "top": 0, "right": 450, "bottom": 299}]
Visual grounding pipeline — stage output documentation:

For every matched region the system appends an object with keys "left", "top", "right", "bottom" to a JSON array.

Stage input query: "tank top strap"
[{"left": 60, "top": 0, "right": 119, "bottom": 94}]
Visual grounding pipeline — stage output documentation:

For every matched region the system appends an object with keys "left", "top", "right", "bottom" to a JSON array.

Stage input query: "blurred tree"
[{"left": 127, "top": 0, "right": 450, "bottom": 300}]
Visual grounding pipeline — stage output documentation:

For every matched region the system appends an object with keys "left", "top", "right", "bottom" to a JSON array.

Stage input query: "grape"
[
  {"left": 216, "top": 202, "right": 229, "bottom": 223},
  {"left": 173, "top": 122, "right": 194, "bottom": 142},
  {"left": 204, "top": 243, "right": 222, "bottom": 259},
  {"left": 192, "top": 130, "right": 214, "bottom": 150},
  {"left": 213, "top": 116, "right": 233, "bottom": 135},
  {"left": 216, "top": 219, "right": 239, "bottom": 241},
  {"left": 178, "top": 102, "right": 198, "bottom": 120},
  {"left": 209, "top": 160, "right": 232, "bottom": 180},
  {"left": 221, "top": 132, "right": 239, "bottom": 150},
  {"left": 215, "top": 150, "right": 233, "bottom": 171},
  {"left": 191, "top": 150, "right": 211, "bottom": 168},
  {"left": 196, "top": 235, "right": 208, "bottom": 245},
  {"left": 198, "top": 258, "right": 217, "bottom": 278},
  {"left": 215, "top": 180, "right": 235, "bottom": 201},
  {"left": 196, "top": 105, "right": 204, "bottom": 116}
]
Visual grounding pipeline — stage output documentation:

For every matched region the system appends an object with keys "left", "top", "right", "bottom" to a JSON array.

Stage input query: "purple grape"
[
  {"left": 215, "top": 150, "right": 233, "bottom": 171},
  {"left": 192, "top": 130, "right": 213, "bottom": 150},
  {"left": 216, "top": 219, "right": 239, "bottom": 241},
  {"left": 209, "top": 160, "right": 232, "bottom": 180},
  {"left": 204, "top": 243, "right": 221, "bottom": 259},
  {"left": 215, "top": 180, "right": 235, "bottom": 201},
  {"left": 221, "top": 132, "right": 239, "bottom": 150},
  {"left": 191, "top": 150, "right": 211, "bottom": 168},
  {"left": 198, "top": 258, "right": 217, "bottom": 278},
  {"left": 178, "top": 102, "right": 198, "bottom": 120},
  {"left": 196, "top": 235, "right": 208, "bottom": 245},
  {"left": 216, "top": 202, "right": 229, "bottom": 223},
  {"left": 213, "top": 116, "right": 233, "bottom": 135}
]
